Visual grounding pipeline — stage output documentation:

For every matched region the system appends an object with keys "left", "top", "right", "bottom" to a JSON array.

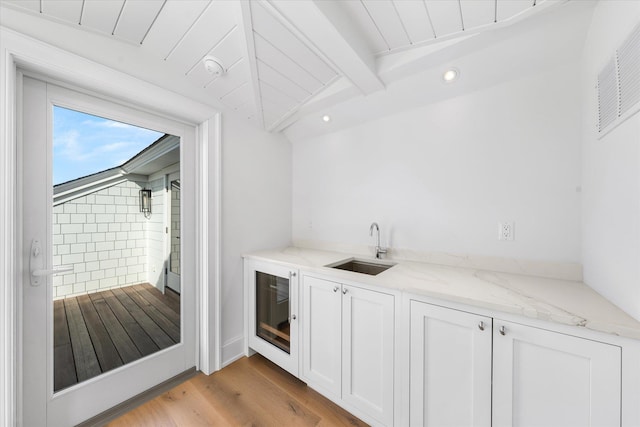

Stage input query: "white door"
[
  {"left": 301, "top": 275, "right": 342, "bottom": 398},
  {"left": 409, "top": 301, "right": 492, "bottom": 427},
  {"left": 492, "top": 320, "right": 621, "bottom": 427},
  {"left": 166, "top": 172, "right": 180, "bottom": 293},
  {"left": 21, "top": 75, "right": 196, "bottom": 426},
  {"left": 342, "top": 285, "right": 394, "bottom": 426}
]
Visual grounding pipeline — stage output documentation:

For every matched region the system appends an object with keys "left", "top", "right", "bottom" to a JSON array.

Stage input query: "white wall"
[
  {"left": 221, "top": 114, "right": 292, "bottom": 364},
  {"left": 52, "top": 180, "right": 147, "bottom": 298},
  {"left": 292, "top": 61, "right": 582, "bottom": 263},
  {"left": 581, "top": 2, "right": 640, "bottom": 321}
]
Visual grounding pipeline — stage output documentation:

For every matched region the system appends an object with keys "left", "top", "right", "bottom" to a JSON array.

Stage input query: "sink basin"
[{"left": 327, "top": 258, "right": 396, "bottom": 276}]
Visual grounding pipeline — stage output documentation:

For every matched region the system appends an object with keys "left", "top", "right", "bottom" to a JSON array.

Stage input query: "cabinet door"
[
  {"left": 301, "top": 276, "right": 342, "bottom": 397},
  {"left": 493, "top": 320, "right": 621, "bottom": 427},
  {"left": 409, "top": 301, "right": 492, "bottom": 427},
  {"left": 342, "top": 285, "right": 395, "bottom": 426}
]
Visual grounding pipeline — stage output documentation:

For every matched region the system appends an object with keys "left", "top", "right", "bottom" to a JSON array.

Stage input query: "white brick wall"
[
  {"left": 146, "top": 177, "right": 166, "bottom": 288},
  {"left": 53, "top": 180, "right": 148, "bottom": 298},
  {"left": 170, "top": 184, "right": 180, "bottom": 275}
]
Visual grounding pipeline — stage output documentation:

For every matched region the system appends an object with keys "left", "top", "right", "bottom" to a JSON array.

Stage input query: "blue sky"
[{"left": 53, "top": 106, "right": 164, "bottom": 185}]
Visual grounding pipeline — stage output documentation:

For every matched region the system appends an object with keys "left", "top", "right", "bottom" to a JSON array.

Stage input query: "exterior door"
[
  {"left": 166, "top": 172, "right": 180, "bottom": 293},
  {"left": 409, "top": 301, "right": 492, "bottom": 427},
  {"left": 20, "top": 75, "right": 196, "bottom": 426}
]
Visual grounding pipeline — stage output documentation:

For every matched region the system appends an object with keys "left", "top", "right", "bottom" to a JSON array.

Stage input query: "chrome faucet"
[{"left": 369, "top": 222, "right": 387, "bottom": 259}]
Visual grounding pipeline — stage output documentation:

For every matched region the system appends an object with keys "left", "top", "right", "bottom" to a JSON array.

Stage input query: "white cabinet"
[
  {"left": 410, "top": 300, "right": 622, "bottom": 427},
  {"left": 246, "top": 260, "right": 299, "bottom": 377},
  {"left": 409, "top": 301, "right": 492, "bottom": 427},
  {"left": 245, "top": 257, "right": 627, "bottom": 427},
  {"left": 493, "top": 319, "right": 621, "bottom": 427},
  {"left": 301, "top": 275, "right": 341, "bottom": 396},
  {"left": 342, "top": 283, "right": 395, "bottom": 425},
  {"left": 302, "top": 275, "right": 395, "bottom": 426}
]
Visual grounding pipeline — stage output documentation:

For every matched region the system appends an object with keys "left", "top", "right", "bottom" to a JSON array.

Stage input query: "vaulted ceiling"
[{"left": 1, "top": 0, "right": 581, "bottom": 135}]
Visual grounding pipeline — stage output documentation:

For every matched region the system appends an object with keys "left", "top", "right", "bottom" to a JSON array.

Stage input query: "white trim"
[
  {"left": 198, "top": 113, "right": 223, "bottom": 374},
  {"left": 213, "top": 113, "right": 222, "bottom": 372},
  {"left": 221, "top": 335, "right": 245, "bottom": 368},
  {"left": 0, "top": 28, "right": 18, "bottom": 427},
  {"left": 0, "top": 26, "right": 221, "bottom": 425},
  {"left": 148, "top": 162, "right": 180, "bottom": 183},
  {"left": 121, "top": 135, "right": 180, "bottom": 174},
  {"left": 198, "top": 121, "right": 209, "bottom": 374}
]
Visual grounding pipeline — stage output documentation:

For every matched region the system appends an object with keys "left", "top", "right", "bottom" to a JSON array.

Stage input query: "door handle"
[
  {"left": 30, "top": 239, "right": 73, "bottom": 286},
  {"left": 32, "top": 266, "right": 74, "bottom": 277}
]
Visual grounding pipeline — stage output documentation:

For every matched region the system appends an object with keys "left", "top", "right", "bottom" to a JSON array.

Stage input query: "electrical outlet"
[{"left": 498, "top": 222, "right": 515, "bottom": 241}]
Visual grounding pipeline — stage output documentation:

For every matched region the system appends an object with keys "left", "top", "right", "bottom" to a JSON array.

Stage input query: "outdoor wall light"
[{"left": 140, "top": 189, "right": 152, "bottom": 216}]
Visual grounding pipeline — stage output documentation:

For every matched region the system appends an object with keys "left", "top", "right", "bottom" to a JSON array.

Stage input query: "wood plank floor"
[
  {"left": 106, "top": 354, "right": 368, "bottom": 427},
  {"left": 54, "top": 283, "right": 180, "bottom": 392}
]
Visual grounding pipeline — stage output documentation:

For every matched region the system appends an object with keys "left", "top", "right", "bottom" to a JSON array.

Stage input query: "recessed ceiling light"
[
  {"left": 442, "top": 68, "right": 459, "bottom": 82},
  {"left": 322, "top": 115, "right": 331, "bottom": 122}
]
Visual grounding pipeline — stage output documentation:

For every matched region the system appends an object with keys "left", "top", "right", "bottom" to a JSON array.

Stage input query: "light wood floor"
[{"left": 106, "top": 354, "right": 367, "bottom": 426}]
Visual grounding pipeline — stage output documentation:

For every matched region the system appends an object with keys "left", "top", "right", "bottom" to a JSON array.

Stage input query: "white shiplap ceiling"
[{"left": 1, "top": 0, "right": 565, "bottom": 132}]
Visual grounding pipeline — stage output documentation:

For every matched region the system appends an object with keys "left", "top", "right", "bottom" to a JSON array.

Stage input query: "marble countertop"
[{"left": 245, "top": 247, "right": 640, "bottom": 341}]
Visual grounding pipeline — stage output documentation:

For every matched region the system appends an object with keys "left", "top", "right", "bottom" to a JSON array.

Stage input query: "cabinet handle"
[
  {"left": 478, "top": 321, "right": 485, "bottom": 331},
  {"left": 342, "top": 288, "right": 348, "bottom": 295},
  {"left": 291, "top": 314, "right": 297, "bottom": 320},
  {"left": 333, "top": 286, "right": 339, "bottom": 293},
  {"left": 289, "top": 271, "right": 297, "bottom": 278},
  {"left": 499, "top": 326, "right": 506, "bottom": 336}
]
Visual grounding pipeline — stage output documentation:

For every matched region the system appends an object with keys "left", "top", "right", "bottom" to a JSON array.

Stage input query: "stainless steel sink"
[{"left": 327, "top": 258, "right": 396, "bottom": 276}]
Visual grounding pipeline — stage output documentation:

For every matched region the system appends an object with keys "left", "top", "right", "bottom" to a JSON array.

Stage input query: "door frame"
[
  {"left": 0, "top": 27, "right": 222, "bottom": 425},
  {"left": 166, "top": 171, "right": 181, "bottom": 294}
]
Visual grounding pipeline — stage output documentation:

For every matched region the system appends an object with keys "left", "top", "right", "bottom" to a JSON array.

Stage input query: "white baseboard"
[{"left": 221, "top": 336, "right": 245, "bottom": 368}]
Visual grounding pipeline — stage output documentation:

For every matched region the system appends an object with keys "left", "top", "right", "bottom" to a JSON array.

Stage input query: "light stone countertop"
[{"left": 244, "top": 246, "right": 640, "bottom": 341}]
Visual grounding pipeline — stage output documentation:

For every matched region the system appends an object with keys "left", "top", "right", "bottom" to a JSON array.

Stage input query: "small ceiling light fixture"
[
  {"left": 203, "top": 56, "right": 225, "bottom": 77},
  {"left": 442, "top": 67, "right": 459, "bottom": 83},
  {"left": 322, "top": 115, "right": 331, "bottom": 122}
]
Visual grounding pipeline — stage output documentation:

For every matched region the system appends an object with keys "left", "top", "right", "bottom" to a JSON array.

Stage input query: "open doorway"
[{"left": 51, "top": 106, "right": 183, "bottom": 391}]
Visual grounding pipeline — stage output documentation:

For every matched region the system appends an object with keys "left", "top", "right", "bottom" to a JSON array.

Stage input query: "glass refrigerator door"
[{"left": 255, "top": 271, "right": 290, "bottom": 353}]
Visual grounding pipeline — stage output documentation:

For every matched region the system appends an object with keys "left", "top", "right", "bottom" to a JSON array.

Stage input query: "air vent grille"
[
  {"left": 597, "top": 59, "right": 618, "bottom": 132},
  {"left": 596, "top": 21, "right": 640, "bottom": 136},
  {"left": 617, "top": 22, "right": 640, "bottom": 116}
]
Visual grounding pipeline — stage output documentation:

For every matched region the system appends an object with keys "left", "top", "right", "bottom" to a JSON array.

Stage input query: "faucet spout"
[
  {"left": 369, "top": 222, "right": 379, "bottom": 238},
  {"left": 369, "top": 222, "right": 387, "bottom": 259}
]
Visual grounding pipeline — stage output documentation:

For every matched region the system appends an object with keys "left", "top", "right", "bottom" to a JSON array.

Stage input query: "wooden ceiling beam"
[{"left": 266, "top": 0, "right": 385, "bottom": 96}]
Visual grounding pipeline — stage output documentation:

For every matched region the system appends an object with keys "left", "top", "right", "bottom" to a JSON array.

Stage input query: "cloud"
[
  {"left": 53, "top": 105, "right": 165, "bottom": 183},
  {"left": 53, "top": 130, "right": 83, "bottom": 158},
  {"left": 54, "top": 131, "right": 141, "bottom": 163},
  {"left": 98, "top": 141, "right": 129, "bottom": 153}
]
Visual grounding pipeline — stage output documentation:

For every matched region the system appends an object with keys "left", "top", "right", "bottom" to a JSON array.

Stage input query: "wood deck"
[{"left": 54, "top": 283, "right": 180, "bottom": 392}]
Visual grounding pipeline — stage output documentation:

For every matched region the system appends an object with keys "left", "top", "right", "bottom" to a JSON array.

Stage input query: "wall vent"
[
  {"left": 597, "top": 59, "right": 618, "bottom": 132},
  {"left": 597, "top": 21, "right": 640, "bottom": 137}
]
